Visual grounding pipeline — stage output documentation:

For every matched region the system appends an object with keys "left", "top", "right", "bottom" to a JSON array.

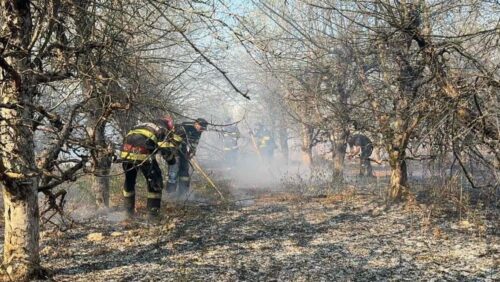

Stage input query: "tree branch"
[{"left": 148, "top": 0, "right": 250, "bottom": 100}]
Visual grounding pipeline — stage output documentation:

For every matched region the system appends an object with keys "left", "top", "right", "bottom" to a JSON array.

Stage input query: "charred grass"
[
  {"left": 30, "top": 163, "right": 498, "bottom": 281},
  {"left": 0, "top": 162, "right": 497, "bottom": 281}
]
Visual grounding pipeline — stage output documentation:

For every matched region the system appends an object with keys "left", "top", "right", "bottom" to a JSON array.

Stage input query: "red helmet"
[{"left": 162, "top": 116, "right": 174, "bottom": 130}]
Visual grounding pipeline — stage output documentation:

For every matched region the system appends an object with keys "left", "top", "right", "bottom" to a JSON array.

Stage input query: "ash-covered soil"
[{"left": 38, "top": 187, "right": 498, "bottom": 282}]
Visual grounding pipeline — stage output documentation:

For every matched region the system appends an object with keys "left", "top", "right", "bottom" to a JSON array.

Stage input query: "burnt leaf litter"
[{"left": 31, "top": 175, "right": 499, "bottom": 282}]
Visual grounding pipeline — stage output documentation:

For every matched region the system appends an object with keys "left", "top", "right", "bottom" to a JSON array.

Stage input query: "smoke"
[
  {"left": 226, "top": 154, "right": 283, "bottom": 188},
  {"left": 196, "top": 129, "right": 312, "bottom": 199}
]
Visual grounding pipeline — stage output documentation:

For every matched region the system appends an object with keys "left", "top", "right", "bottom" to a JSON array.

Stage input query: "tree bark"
[
  {"left": 0, "top": 1, "right": 43, "bottom": 280},
  {"left": 332, "top": 142, "right": 346, "bottom": 177},
  {"left": 88, "top": 118, "right": 111, "bottom": 208},
  {"left": 388, "top": 156, "right": 408, "bottom": 201},
  {"left": 300, "top": 123, "right": 313, "bottom": 166},
  {"left": 2, "top": 179, "right": 40, "bottom": 280},
  {"left": 387, "top": 131, "right": 409, "bottom": 201},
  {"left": 278, "top": 124, "right": 289, "bottom": 164},
  {"left": 330, "top": 131, "right": 347, "bottom": 178},
  {"left": 0, "top": 86, "right": 41, "bottom": 279},
  {"left": 73, "top": 0, "right": 112, "bottom": 208}
]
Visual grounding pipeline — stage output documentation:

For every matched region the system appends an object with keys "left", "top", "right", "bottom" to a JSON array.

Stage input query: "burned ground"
[
  {"left": 1, "top": 163, "right": 498, "bottom": 281},
  {"left": 37, "top": 185, "right": 498, "bottom": 281}
]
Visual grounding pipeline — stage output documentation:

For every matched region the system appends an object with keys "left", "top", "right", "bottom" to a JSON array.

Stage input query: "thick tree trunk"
[
  {"left": 0, "top": 1, "right": 43, "bottom": 280},
  {"left": 300, "top": 123, "right": 313, "bottom": 166},
  {"left": 387, "top": 138, "right": 409, "bottom": 201},
  {"left": 330, "top": 130, "right": 348, "bottom": 178},
  {"left": 2, "top": 181, "right": 40, "bottom": 280},
  {"left": 388, "top": 157, "right": 408, "bottom": 201},
  {"left": 0, "top": 83, "right": 41, "bottom": 281},
  {"left": 92, "top": 163, "right": 111, "bottom": 208}
]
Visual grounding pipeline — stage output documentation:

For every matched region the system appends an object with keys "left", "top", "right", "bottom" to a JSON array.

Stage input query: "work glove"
[{"left": 187, "top": 148, "right": 196, "bottom": 159}]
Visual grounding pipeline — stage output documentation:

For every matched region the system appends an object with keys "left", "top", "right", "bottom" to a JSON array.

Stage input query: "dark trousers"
[
  {"left": 166, "top": 151, "right": 191, "bottom": 196},
  {"left": 177, "top": 151, "right": 191, "bottom": 195},
  {"left": 122, "top": 159, "right": 163, "bottom": 215},
  {"left": 359, "top": 144, "right": 374, "bottom": 177},
  {"left": 260, "top": 146, "right": 274, "bottom": 161}
]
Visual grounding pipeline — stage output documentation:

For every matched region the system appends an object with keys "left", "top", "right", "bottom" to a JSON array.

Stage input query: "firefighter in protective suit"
[
  {"left": 120, "top": 116, "right": 182, "bottom": 218},
  {"left": 254, "top": 123, "right": 275, "bottom": 160},
  {"left": 166, "top": 118, "right": 208, "bottom": 197},
  {"left": 222, "top": 120, "right": 240, "bottom": 166},
  {"left": 347, "top": 133, "right": 374, "bottom": 177}
]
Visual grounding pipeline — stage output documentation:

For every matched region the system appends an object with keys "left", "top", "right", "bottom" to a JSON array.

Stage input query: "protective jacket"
[
  {"left": 120, "top": 119, "right": 181, "bottom": 163},
  {"left": 166, "top": 121, "right": 204, "bottom": 196},
  {"left": 121, "top": 118, "right": 183, "bottom": 218},
  {"left": 223, "top": 124, "right": 240, "bottom": 151},
  {"left": 347, "top": 133, "right": 374, "bottom": 177},
  {"left": 255, "top": 127, "right": 275, "bottom": 157},
  {"left": 175, "top": 121, "right": 202, "bottom": 159},
  {"left": 255, "top": 128, "right": 276, "bottom": 150},
  {"left": 347, "top": 134, "right": 373, "bottom": 157}
]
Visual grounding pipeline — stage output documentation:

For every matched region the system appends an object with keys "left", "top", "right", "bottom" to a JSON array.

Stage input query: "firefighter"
[
  {"left": 222, "top": 120, "right": 240, "bottom": 167},
  {"left": 120, "top": 116, "right": 180, "bottom": 219},
  {"left": 346, "top": 133, "right": 374, "bottom": 177},
  {"left": 166, "top": 118, "right": 208, "bottom": 197},
  {"left": 254, "top": 123, "right": 275, "bottom": 160}
]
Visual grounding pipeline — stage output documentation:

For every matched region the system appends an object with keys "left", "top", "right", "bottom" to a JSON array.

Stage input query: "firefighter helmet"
[
  {"left": 162, "top": 116, "right": 175, "bottom": 130},
  {"left": 195, "top": 118, "right": 208, "bottom": 130}
]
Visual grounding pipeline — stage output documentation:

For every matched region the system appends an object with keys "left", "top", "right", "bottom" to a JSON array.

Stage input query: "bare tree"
[
  {"left": 1, "top": 1, "right": 63, "bottom": 279},
  {"left": 237, "top": 0, "right": 498, "bottom": 199},
  {"left": 0, "top": 0, "right": 192, "bottom": 278}
]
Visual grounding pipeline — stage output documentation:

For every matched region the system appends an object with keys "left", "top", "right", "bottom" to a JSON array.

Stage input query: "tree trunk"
[
  {"left": 388, "top": 157, "right": 408, "bottom": 201},
  {"left": 387, "top": 141, "right": 409, "bottom": 201},
  {"left": 278, "top": 125, "right": 289, "bottom": 164},
  {"left": 0, "top": 1, "right": 43, "bottom": 280},
  {"left": 2, "top": 181, "right": 40, "bottom": 280},
  {"left": 330, "top": 130, "right": 348, "bottom": 178},
  {"left": 300, "top": 123, "right": 313, "bottom": 166},
  {"left": 92, "top": 163, "right": 111, "bottom": 208},
  {"left": 332, "top": 141, "right": 346, "bottom": 177},
  {"left": 87, "top": 115, "right": 111, "bottom": 208},
  {"left": 73, "top": 0, "right": 112, "bottom": 207},
  {"left": 0, "top": 78, "right": 41, "bottom": 282}
]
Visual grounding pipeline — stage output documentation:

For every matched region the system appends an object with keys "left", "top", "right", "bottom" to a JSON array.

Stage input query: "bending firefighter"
[
  {"left": 166, "top": 118, "right": 208, "bottom": 197},
  {"left": 120, "top": 116, "right": 181, "bottom": 219},
  {"left": 347, "top": 133, "right": 374, "bottom": 177}
]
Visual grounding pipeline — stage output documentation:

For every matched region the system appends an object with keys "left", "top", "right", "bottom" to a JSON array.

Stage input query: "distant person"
[
  {"left": 166, "top": 118, "right": 208, "bottom": 197},
  {"left": 346, "top": 134, "right": 374, "bottom": 177},
  {"left": 222, "top": 119, "right": 240, "bottom": 167},
  {"left": 254, "top": 123, "right": 275, "bottom": 161},
  {"left": 120, "top": 116, "right": 179, "bottom": 219}
]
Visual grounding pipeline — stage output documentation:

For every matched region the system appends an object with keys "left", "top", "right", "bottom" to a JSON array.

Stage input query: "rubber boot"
[
  {"left": 147, "top": 197, "right": 161, "bottom": 223},
  {"left": 123, "top": 194, "right": 135, "bottom": 218},
  {"left": 166, "top": 181, "right": 177, "bottom": 193},
  {"left": 177, "top": 176, "right": 190, "bottom": 199},
  {"left": 167, "top": 164, "right": 178, "bottom": 193}
]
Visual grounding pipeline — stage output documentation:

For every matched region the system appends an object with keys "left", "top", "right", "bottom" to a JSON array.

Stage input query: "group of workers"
[
  {"left": 221, "top": 125, "right": 376, "bottom": 178},
  {"left": 222, "top": 122, "right": 276, "bottom": 165},
  {"left": 119, "top": 115, "right": 377, "bottom": 220}
]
